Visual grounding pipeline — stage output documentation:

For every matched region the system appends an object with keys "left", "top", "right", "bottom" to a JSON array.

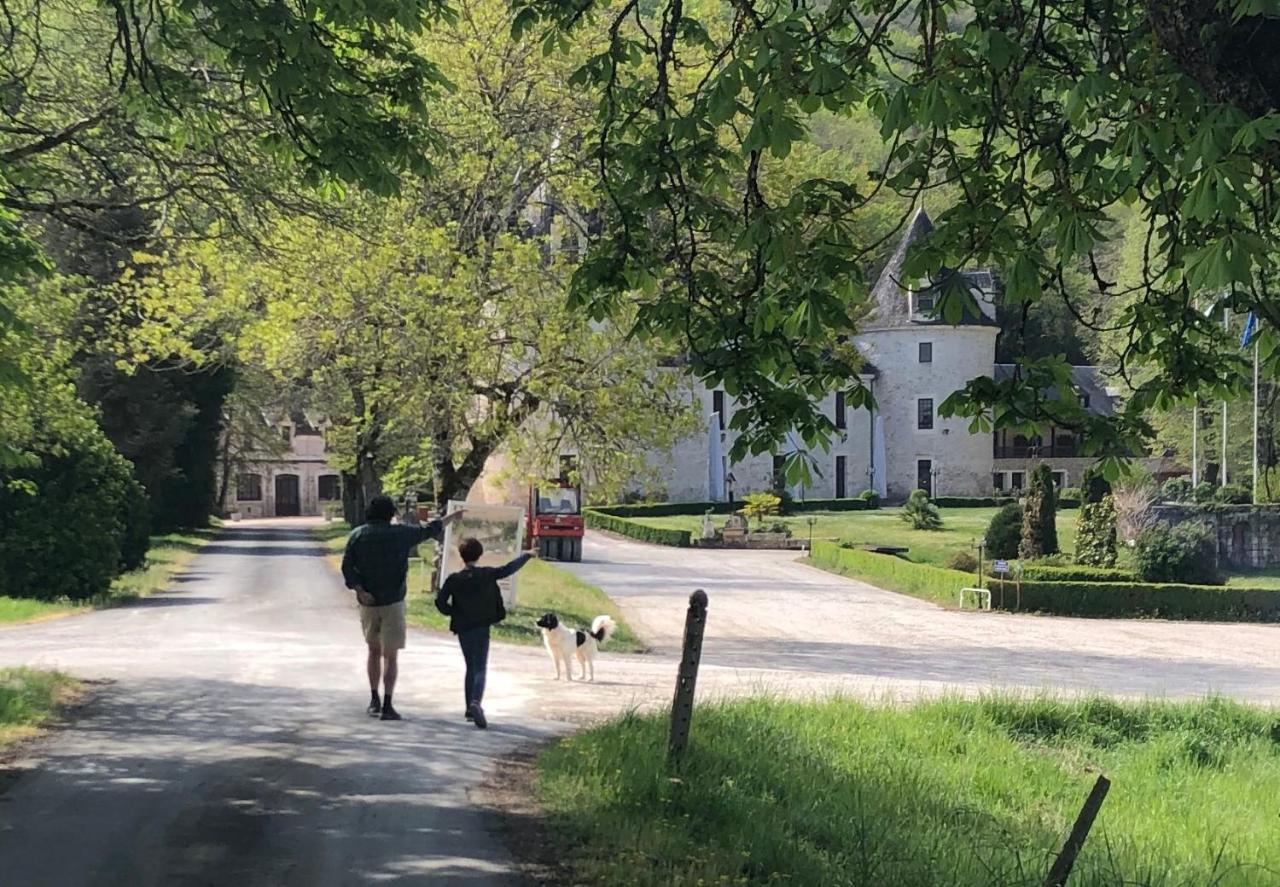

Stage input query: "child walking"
[{"left": 434, "top": 538, "right": 534, "bottom": 729}]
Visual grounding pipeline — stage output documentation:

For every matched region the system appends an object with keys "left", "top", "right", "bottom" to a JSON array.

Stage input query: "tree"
[
  {"left": 513, "top": 0, "right": 1280, "bottom": 476},
  {"left": 1019, "top": 465, "right": 1059, "bottom": 560},
  {"left": 901, "top": 489, "right": 943, "bottom": 530}
]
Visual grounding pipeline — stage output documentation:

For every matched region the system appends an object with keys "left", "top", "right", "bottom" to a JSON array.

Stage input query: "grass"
[
  {"left": 1226, "top": 568, "right": 1280, "bottom": 590},
  {"left": 537, "top": 696, "right": 1280, "bottom": 886},
  {"left": 0, "top": 668, "right": 80, "bottom": 749},
  {"left": 316, "top": 522, "right": 645, "bottom": 652},
  {"left": 0, "top": 528, "right": 216, "bottom": 625},
  {"left": 632, "top": 506, "right": 1081, "bottom": 568}
]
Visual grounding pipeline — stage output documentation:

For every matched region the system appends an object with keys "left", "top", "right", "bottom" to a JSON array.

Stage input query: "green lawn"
[
  {"left": 632, "top": 507, "right": 1080, "bottom": 568},
  {"left": 1226, "top": 569, "right": 1280, "bottom": 590},
  {"left": 0, "top": 528, "right": 216, "bottom": 625},
  {"left": 317, "top": 522, "right": 645, "bottom": 652},
  {"left": 0, "top": 668, "right": 79, "bottom": 749},
  {"left": 538, "top": 696, "right": 1280, "bottom": 886}
]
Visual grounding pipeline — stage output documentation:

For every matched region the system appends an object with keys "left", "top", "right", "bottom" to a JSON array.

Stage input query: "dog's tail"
[{"left": 590, "top": 615, "right": 616, "bottom": 645}]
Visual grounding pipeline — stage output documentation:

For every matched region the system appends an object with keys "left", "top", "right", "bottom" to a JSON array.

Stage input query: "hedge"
[
  {"left": 584, "top": 510, "right": 693, "bottom": 547},
  {"left": 809, "top": 542, "right": 974, "bottom": 606},
  {"left": 593, "top": 497, "right": 880, "bottom": 517},
  {"left": 996, "top": 581, "right": 1280, "bottom": 622},
  {"left": 933, "top": 496, "right": 1017, "bottom": 508},
  {"left": 1014, "top": 564, "right": 1139, "bottom": 583}
]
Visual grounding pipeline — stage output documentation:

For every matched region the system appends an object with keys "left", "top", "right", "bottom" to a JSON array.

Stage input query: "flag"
[{"left": 1241, "top": 312, "right": 1259, "bottom": 348}]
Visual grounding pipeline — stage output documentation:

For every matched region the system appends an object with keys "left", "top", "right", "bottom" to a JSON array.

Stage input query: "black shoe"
[
  {"left": 471, "top": 705, "right": 487, "bottom": 729},
  {"left": 380, "top": 704, "right": 402, "bottom": 721},
  {"left": 367, "top": 700, "right": 382, "bottom": 718},
  {"left": 465, "top": 707, "right": 475, "bottom": 721}
]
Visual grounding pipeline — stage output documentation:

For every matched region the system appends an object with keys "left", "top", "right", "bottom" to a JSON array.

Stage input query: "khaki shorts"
[{"left": 360, "top": 600, "right": 407, "bottom": 651}]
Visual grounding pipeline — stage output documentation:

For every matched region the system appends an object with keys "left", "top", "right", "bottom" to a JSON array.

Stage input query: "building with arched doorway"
[{"left": 219, "top": 412, "right": 343, "bottom": 518}]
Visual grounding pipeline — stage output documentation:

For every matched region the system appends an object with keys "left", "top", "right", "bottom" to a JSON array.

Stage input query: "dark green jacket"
[{"left": 341, "top": 520, "right": 443, "bottom": 606}]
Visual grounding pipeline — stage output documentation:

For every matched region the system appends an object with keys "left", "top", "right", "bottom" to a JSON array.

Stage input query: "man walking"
[{"left": 341, "top": 495, "right": 464, "bottom": 721}]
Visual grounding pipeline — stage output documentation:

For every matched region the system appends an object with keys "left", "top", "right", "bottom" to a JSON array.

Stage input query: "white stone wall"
[{"left": 855, "top": 324, "right": 1000, "bottom": 500}]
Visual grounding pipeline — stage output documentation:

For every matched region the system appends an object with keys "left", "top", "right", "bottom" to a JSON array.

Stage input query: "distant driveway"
[{"left": 566, "top": 532, "right": 1280, "bottom": 703}]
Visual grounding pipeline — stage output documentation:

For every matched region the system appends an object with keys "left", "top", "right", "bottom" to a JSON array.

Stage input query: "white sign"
[
  {"left": 993, "top": 559, "right": 1010, "bottom": 574},
  {"left": 439, "top": 500, "right": 526, "bottom": 608}
]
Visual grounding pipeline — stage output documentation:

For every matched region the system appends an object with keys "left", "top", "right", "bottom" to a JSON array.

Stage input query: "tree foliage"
[
  {"left": 984, "top": 501, "right": 1023, "bottom": 560},
  {"left": 1019, "top": 464, "right": 1059, "bottom": 559},
  {"left": 1075, "top": 495, "right": 1118, "bottom": 568}
]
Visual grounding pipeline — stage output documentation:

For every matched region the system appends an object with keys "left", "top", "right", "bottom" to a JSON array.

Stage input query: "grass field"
[
  {"left": 632, "top": 507, "right": 1081, "bottom": 568},
  {"left": 0, "top": 668, "right": 79, "bottom": 749},
  {"left": 537, "top": 696, "right": 1280, "bottom": 886},
  {"left": 0, "top": 529, "right": 216, "bottom": 625},
  {"left": 316, "top": 522, "right": 645, "bottom": 652},
  {"left": 1226, "top": 569, "right": 1280, "bottom": 590}
]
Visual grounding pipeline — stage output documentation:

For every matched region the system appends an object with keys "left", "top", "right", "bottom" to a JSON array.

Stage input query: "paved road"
[{"left": 2, "top": 523, "right": 1277, "bottom": 886}]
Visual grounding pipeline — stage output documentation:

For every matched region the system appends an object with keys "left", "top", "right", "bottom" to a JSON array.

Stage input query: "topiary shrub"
[
  {"left": 984, "top": 502, "right": 1023, "bottom": 560},
  {"left": 1134, "top": 521, "right": 1223, "bottom": 585},
  {"left": 1075, "top": 494, "right": 1118, "bottom": 568},
  {"left": 901, "top": 489, "right": 943, "bottom": 530},
  {"left": 945, "top": 550, "right": 979, "bottom": 573},
  {"left": 1019, "top": 464, "right": 1059, "bottom": 559},
  {"left": 1080, "top": 466, "right": 1112, "bottom": 505}
]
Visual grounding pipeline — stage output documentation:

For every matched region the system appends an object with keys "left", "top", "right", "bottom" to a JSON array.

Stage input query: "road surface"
[{"left": 1, "top": 522, "right": 1277, "bottom": 886}]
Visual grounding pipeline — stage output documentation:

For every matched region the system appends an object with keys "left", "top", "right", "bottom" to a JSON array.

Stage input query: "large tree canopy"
[{"left": 510, "top": 0, "right": 1280, "bottom": 477}]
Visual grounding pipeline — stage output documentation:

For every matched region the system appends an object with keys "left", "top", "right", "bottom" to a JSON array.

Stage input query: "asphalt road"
[{"left": 1, "top": 522, "right": 1277, "bottom": 886}]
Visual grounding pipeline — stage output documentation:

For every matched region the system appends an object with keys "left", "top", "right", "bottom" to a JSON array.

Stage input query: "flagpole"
[
  {"left": 1191, "top": 402, "right": 1199, "bottom": 486},
  {"left": 1222, "top": 305, "right": 1230, "bottom": 487},
  {"left": 1254, "top": 337, "right": 1261, "bottom": 505}
]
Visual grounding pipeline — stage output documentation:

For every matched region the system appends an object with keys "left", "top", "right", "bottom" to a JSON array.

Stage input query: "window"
[
  {"left": 993, "top": 472, "right": 1004, "bottom": 492},
  {"left": 1051, "top": 471, "right": 1066, "bottom": 488},
  {"left": 236, "top": 473, "right": 263, "bottom": 501},
  {"left": 772, "top": 454, "right": 787, "bottom": 491},
  {"left": 834, "top": 391, "right": 846, "bottom": 430},
  {"left": 318, "top": 475, "right": 341, "bottom": 501},
  {"left": 915, "top": 292, "right": 936, "bottom": 315},
  {"left": 712, "top": 390, "right": 726, "bottom": 430},
  {"left": 917, "top": 398, "right": 934, "bottom": 430},
  {"left": 919, "top": 342, "right": 933, "bottom": 363},
  {"left": 280, "top": 426, "right": 292, "bottom": 444},
  {"left": 1010, "top": 471, "right": 1025, "bottom": 490},
  {"left": 836, "top": 455, "right": 847, "bottom": 499}
]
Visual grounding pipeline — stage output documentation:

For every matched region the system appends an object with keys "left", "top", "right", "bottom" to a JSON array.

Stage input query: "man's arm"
[
  {"left": 434, "top": 576, "right": 454, "bottom": 616},
  {"left": 341, "top": 532, "right": 362, "bottom": 590},
  {"left": 410, "top": 508, "right": 465, "bottom": 544},
  {"left": 491, "top": 552, "right": 534, "bottom": 581}
]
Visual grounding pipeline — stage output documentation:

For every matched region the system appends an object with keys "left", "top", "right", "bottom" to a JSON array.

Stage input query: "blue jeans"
[{"left": 457, "top": 625, "right": 490, "bottom": 708}]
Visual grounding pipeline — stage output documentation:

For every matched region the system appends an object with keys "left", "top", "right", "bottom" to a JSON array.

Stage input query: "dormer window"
[
  {"left": 914, "top": 292, "right": 936, "bottom": 315},
  {"left": 280, "top": 426, "right": 292, "bottom": 444}
]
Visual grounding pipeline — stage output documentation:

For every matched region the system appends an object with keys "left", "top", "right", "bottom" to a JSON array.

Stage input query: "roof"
[
  {"left": 992, "top": 364, "right": 1117, "bottom": 417},
  {"left": 866, "top": 208, "right": 999, "bottom": 329}
]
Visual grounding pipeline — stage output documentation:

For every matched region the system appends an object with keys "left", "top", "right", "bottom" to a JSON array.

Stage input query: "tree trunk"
[
  {"left": 216, "top": 407, "right": 233, "bottom": 517},
  {"left": 433, "top": 435, "right": 499, "bottom": 512}
]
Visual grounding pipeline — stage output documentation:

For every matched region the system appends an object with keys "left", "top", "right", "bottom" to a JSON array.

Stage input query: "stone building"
[
  {"left": 643, "top": 208, "right": 1120, "bottom": 503},
  {"left": 221, "top": 413, "right": 343, "bottom": 518}
]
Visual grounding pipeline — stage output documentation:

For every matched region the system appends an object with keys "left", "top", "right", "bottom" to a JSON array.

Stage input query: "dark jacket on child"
[{"left": 434, "top": 553, "right": 532, "bottom": 633}]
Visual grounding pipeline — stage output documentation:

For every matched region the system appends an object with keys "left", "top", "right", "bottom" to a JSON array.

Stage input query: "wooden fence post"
[
  {"left": 1045, "top": 774, "right": 1111, "bottom": 887},
  {"left": 668, "top": 589, "right": 708, "bottom": 764}
]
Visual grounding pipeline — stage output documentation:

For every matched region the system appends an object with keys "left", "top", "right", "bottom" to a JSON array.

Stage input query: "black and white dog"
[{"left": 535, "top": 612, "right": 616, "bottom": 682}]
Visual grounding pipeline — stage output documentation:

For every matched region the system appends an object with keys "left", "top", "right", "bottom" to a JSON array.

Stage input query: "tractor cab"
[{"left": 527, "top": 478, "right": 584, "bottom": 562}]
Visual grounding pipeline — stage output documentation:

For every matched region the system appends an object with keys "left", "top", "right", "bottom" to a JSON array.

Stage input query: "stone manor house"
[
  {"left": 642, "top": 209, "right": 1118, "bottom": 504},
  {"left": 221, "top": 413, "right": 344, "bottom": 518}
]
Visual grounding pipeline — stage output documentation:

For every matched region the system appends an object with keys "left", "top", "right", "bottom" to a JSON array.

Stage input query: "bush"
[
  {"left": 776, "top": 489, "right": 796, "bottom": 515},
  {"left": 763, "top": 520, "right": 792, "bottom": 537},
  {"left": 1080, "top": 466, "right": 1111, "bottom": 505},
  {"left": 0, "top": 426, "right": 137, "bottom": 601},
  {"left": 1215, "top": 484, "right": 1251, "bottom": 505},
  {"left": 931, "top": 496, "right": 1017, "bottom": 508},
  {"left": 1019, "top": 564, "right": 1139, "bottom": 582},
  {"left": 1075, "top": 494, "right": 1118, "bottom": 568},
  {"left": 118, "top": 476, "right": 152, "bottom": 572},
  {"left": 1161, "top": 477, "right": 1194, "bottom": 502},
  {"left": 858, "top": 489, "right": 881, "bottom": 508},
  {"left": 1134, "top": 522, "right": 1222, "bottom": 585},
  {"left": 1019, "top": 464, "right": 1059, "bottom": 559},
  {"left": 742, "top": 491, "right": 782, "bottom": 527},
  {"left": 583, "top": 510, "right": 692, "bottom": 547},
  {"left": 901, "top": 489, "right": 943, "bottom": 530},
  {"left": 810, "top": 542, "right": 971, "bottom": 605},
  {"left": 945, "top": 551, "right": 979, "bottom": 573},
  {"left": 595, "top": 501, "right": 736, "bottom": 518},
  {"left": 984, "top": 503, "right": 1023, "bottom": 560},
  {"left": 1002, "top": 581, "right": 1280, "bottom": 621}
]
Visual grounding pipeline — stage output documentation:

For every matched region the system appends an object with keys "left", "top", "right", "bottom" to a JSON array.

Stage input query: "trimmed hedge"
[
  {"left": 593, "top": 497, "right": 880, "bottom": 517},
  {"left": 810, "top": 542, "right": 974, "bottom": 605},
  {"left": 584, "top": 510, "right": 692, "bottom": 547},
  {"left": 998, "top": 581, "right": 1280, "bottom": 622},
  {"left": 933, "top": 496, "right": 1016, "bottom": 508},
  {"left": 1015, "top": 564, "right": 1138, "bottom": 583}
]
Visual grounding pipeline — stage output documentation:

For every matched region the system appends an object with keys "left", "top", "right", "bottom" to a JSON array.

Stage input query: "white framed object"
[{"left": 438, "top": 500, "right": 526, "bottom": 608}]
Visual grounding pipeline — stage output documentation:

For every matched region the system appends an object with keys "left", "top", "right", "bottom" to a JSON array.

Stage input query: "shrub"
[
  {"left": 931, "top": 496, "right": 1016, "bottom": 508},
  {"left": 1019, "top": 464, "right": 1059, "bottom": 559},
  {"left": 763, "top": 521, "right": 792, "bottom": 537},
  {"left": 984, "top": 503, "right": 1023, "bottom": 560},
  {"left": 776, "top": 489, "right": 796, "bottom": 515},
  {"left": 1080, "top": 466, "right": 1112, "bottom": 505},
  {"left": 583, "top": 510, "right": 692, "bottom": 547},
  {"left": 1114, "top": 481, "right": 1159, "bottom": 543},
  {"left": 945, "top": 551, "right": 979, "bottom": 573},
  {"left": 858, "top": 489, "right": 881, "bottom": 508},
  {"left": 1161, "top": 477, "right": 1194, "bottom": 502},
  {"left": 1002, "top": 581, "right": 1280, "bottom": 621},
  {"left": 742, "top": 492, "right": 782, "bottom": 527},
  {"left": 1075, "top": 494, "right": 1118, "bottom": 568},
  {"left": 1134, "top": 521, "right": 1222, "bottom": 585},
  {"left": 0, "top": 426, "right": 137, "bottom": 601},
  {"left": 1215, "top": 484, "right": 1251, "bottom": 505},
  {"left": 118, "top": 475, "right": 152, "bottom": 572},
  {"left": 901, "top": 489, "right": 942, "bottom": 530},
  {"left": 810, "top": 542, "right": 971, "bottom": 605},
  {"left": 1019, "top": 564, "right": 1139, "bottom": 582}
]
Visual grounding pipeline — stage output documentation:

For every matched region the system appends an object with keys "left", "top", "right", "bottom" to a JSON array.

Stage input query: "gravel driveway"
[{"left": 0, "top": 522, "right": 1276, "bottom": 886}]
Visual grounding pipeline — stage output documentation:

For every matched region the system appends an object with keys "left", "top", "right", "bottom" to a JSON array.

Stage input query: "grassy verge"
[
  {"left": 316, "top": 522, "right": 645, "bottom": 653},
  {"left": 537, "top": 696, "right": 1280, "bottom": 886},
  {"left": 0, "top": 528, "right": 216, "bottom": 625},
  {"left": 0, "top": 668, "right": 80, "bottom": 749},
  {"left": 631, "top": 506, "right": 1080, "bottom": 567}
]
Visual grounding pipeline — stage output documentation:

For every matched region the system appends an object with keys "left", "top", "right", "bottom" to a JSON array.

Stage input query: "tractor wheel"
[
  {"left": 570, "top": 537, "right": 583, "bottom": 562},
  {"left": 537, "top": 538, "right": 551, "bottom": 559}
]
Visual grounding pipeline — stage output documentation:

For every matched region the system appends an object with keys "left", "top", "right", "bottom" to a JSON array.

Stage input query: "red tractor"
[{"left": 527, "top": 480, "right": 584, "bottom": 562}]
